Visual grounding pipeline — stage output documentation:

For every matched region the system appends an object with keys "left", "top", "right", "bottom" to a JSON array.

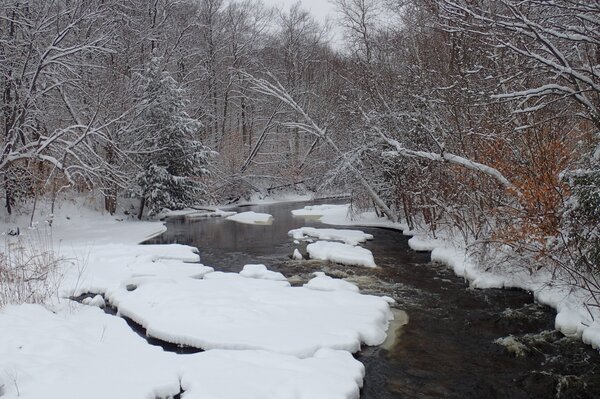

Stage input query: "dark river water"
[{"left": 146, "top": 200, "right": 600, "bottom": 399}]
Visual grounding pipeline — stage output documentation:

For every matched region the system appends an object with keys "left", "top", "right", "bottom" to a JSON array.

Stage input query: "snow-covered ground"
[
  {"left": 291, "top": 203, "right": 600, "bottom": 351},
  {"left": 0, "top": 198, "right": 394, "bottom": 398},
  {"left": 0, "top": 304, "right": 365, "bottom": 399}
]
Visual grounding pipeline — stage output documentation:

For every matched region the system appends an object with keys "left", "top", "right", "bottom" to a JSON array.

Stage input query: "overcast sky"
[
  {"left": 260, "top": 0, "right": 344, "bottom": 46},
  {"left": 261, "top": 0, "right": 338, "bottom": 24}
]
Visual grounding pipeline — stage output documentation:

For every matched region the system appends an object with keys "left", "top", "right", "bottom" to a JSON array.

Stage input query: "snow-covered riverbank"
[
  {"left": 0, "top": 200, "right": 393, "bottom": 399},
  {"left": 291, "top": 203, "right": 600, "bottom": 352}
]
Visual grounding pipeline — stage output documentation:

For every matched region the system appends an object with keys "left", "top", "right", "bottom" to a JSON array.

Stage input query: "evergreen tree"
[
  {"left": 135, "top": 57, "right": 212, "bottom": 218},
  {"left": 565, "top": 140, "right": 600, "bottom": 274}
]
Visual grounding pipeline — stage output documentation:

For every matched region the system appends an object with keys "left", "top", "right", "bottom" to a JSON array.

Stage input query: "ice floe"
[
  {"left": 226, "top": 211, "right": 273, "bottom": 225},
  {"left": 289, "top": 227, "right": 373, "bottom": 246},
  {"left": 307, "top": 241, "right": 376, "bottom": 268},
  {"left": 239, "top": 264, "right": 287, "bottom": 281},
  {"left": 107, "top": 272, "right": 392, "bottom": 357}
]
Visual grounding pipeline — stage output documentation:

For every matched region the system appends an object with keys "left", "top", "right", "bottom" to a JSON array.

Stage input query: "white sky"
[
  {"left": 261, "top": 0, "right": 338, "bottom": 24},
  {"left": 261, "top": 0, "right": 343, "bottom": 46}
]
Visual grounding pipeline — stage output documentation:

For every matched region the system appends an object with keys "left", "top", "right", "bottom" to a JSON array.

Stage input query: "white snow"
[
  {"left": 0, "top": 304, "right": 365, "bottom": 399},
  {"left": 108, "top": 272, "right": 392, "bottom": 357},
  {"left": 82, "top": 294, "right": 105, "bottom": 308},
  {"left": 406, "top": 233, "right": 600, "bottom": 351},
  {"left": 60, "top": 243, "right": 214, "bottom": 298},
  {"left": 292, "top": 203, "right": 600, "bottom": 352},
  {"left": 163, "top": 208, "right": 237, "bottom": 220},
  {"left": 239, "top": 264, "right": 287, "bottom": 281},
  {"left": 307, "top": 241, "right": 376, "bottom": 268},
  {"left": 304, "top": 272, "right": 360, "bottom": 293},
  {"left": 226, "top": 211, "right": 273, "bottom": 225},
  {"left": 292, "top": 203, "right": 407, "bottom": 230},
  {"left": 289, "top": 227, "right": 373, "bottom": 246},
  {"left": 292, "top": 248, "right": 304, "bottom": 260},
  {"left": 0, "top": 198, "right": 397, "bottom": 399},
  {"left": 292, "top": 204, "right": 349, "bottom": 218}
]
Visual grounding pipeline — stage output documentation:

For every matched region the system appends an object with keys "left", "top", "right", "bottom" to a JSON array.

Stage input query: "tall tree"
[{"left": 134, "top": 56, "right": 212, "bottom": 218}]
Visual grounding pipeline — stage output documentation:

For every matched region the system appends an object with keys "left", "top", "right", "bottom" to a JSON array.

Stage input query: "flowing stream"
[{"left": 146, "top": 200, "right": 600, "bottom": 399}]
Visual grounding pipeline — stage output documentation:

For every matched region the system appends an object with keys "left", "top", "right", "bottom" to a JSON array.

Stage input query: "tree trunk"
[{"left": 138, "top": 196, "right": 146, "bottom": 220}]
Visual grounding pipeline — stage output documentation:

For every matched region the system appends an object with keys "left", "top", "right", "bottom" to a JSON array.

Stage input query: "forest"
[{"left": 2, "top": 0, "right": 598, "bottom": 311}]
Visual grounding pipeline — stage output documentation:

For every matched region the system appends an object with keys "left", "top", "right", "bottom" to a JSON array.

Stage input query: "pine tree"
[
  {"left": 134, "top": 57, "right": 212, "bottom": 218},
  {"left": 565, "top": 140, "right": 600, "bottom": 273}
]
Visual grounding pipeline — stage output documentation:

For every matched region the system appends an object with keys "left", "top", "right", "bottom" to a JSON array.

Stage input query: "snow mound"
[
  {"left": 0, "top": 304, "right": 365, "bottom": 399},
  {"left": 108, "top": 273, "right": 392, "bottom": 357},
  {"left": 82, "top": 294, "right": 105, "bottom": 308},
  {"left": 292, "top": 249, "right": 304, "bottom": 260},
  {"left": 307, "top": 241, "right": 376, "bottom": 268},
  {"left": 289, "top": 227, "right": 373, "bottom": 246},
  {"left": 239, "top": 264, "right": 288, "bottom": 282},
  {"left": 226, "top": 211, "right": 273, "bottom": 225},
  {"left": 407, "top": 236, "right": 445, "bottom": 252},
  {"left": 304, "top": 272, "right": 360, "bottom": 293}
]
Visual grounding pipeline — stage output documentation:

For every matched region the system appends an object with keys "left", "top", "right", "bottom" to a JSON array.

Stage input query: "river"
[{"left": 146, "top": 200, "right": 600, "bottom": 399}]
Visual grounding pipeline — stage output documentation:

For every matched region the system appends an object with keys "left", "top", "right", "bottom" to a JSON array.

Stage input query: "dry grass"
[{"left": 0, "top": 230, "right": 62, "bottom": 307}]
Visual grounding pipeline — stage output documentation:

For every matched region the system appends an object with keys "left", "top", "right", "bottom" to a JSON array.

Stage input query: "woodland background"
[{"left": 1, "top": 0, "right": 599, "bottom": 300}]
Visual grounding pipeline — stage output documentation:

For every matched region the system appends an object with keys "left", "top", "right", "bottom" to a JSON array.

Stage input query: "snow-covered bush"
[{"left": 0, "top": 231, "right": 62, "bottom": 307}]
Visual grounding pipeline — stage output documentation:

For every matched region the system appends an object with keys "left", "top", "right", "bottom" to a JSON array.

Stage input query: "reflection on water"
[{"left": 147, "top": 201, "right": 600, "bottom": 399}]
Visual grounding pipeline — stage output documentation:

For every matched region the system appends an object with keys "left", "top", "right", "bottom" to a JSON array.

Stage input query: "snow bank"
[
  {"left": 291, "top": 203, "right": 600, "bottom": 352},
  {"left": 226, "top": 211, "right": 273, "bottom": 225},
  {"left": 307, "top": 241, "right": 376, "bottom": 268},
  {"left": 407, "top": 236, "right": 445, "bottom": 252},
  {"left": 0, "top": 304, "right": 365, "bottom": 399},
  {"left": 407, "top": 234, "right": 600, "bottom": 351},
  {"left": 291, "top": 203, "right": 407, "bottom": 230},
  {"left": 108, "top": 272, "right": 392, "bottom": 357},
  {"left": 60, "top": 243, "right": 213, "bottom": 298},
  {"left": 0, "top": 304, "right": 182, "bottom": 399},
  {"left": 289, "top": 227, "right": 373, "bottom": 246}
]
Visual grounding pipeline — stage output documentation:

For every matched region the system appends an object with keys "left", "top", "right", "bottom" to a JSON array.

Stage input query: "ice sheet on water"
[
  {"left": 226, "top": 211, "right": 273, "bottom": 225},
  {"left": 289, "top": 227, "right": 373, "bottom": 246},
  {"left": 304, "top": 272, "right": 360, "bottom": 293},
  {"left": 108, "top": 271, "right": 392, "bottom": 357},
  {"left": 239, "top": 264, "right": 287, "bottom": 282}
]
